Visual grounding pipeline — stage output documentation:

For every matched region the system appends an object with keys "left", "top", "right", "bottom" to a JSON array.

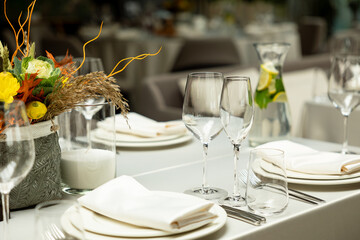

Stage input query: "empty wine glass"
[
  {"left": 220, "top": 76, "right": 254, "bottom": 206},
  {"left": 75, "top": 97, "right": 105, "bottom": 149},
  {"left": 73, "top": 58, "right": 106, "bottom": 149},
  {"left": 0, "top": 100, "right": 35, "bottom": 239},
  {"left": 328, "top": 55, "right": 360, "bottom": 154},
  {"left": 182, "top": 72, "right": 227, "bottom": 200}
]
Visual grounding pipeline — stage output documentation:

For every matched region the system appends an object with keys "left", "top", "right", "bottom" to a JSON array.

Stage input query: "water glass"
[
  {"left": 246, "top": 148, "right": 288, "bottom": 216},
  {"left": 35, "top": 199, "right": 84, "bottom": 240},
  {"left": 59, "top": 101, "right": 116, "bottom": 194}
]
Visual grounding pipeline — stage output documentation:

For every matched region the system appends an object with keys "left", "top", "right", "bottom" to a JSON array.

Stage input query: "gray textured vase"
[{"left": 9, "top": 120, "right": 63, "bottom": 210}]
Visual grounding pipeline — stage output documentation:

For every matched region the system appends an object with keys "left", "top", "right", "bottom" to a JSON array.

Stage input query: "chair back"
[{"left": 171, "top": 38, "right": 241, "bottom": 72}]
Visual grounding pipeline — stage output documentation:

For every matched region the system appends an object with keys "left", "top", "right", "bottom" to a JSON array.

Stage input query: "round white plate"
[
  {"left": 61, "top": 194, "right": 226, "bottom": 239},
  {"left": 287, "top": 176, "right": 360, "bottom": 185},
  {"left": 93, "top": 128, "right": 185, "bottom": 143},
  {"left": 258, "top": 157, "right": 360, "bottom": 186},
  {"left": 287, "top": 169, "right": 360, "bottom": 180},
  {"left": 92, "top": 133, "right": 193, "bottom": 148}
]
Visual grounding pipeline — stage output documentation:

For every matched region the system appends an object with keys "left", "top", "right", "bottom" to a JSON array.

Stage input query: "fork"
[
  {"left": 239, "top": 170, "right": 325, "bottom": 205},
  {"left": 44, "top": 224, "right": 76, "bottom": 240}
]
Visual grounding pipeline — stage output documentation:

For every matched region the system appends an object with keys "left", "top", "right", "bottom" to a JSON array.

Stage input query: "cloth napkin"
[
  {"left": 78, "top": 176, "right": 217, "bottom": 233},
  {"left": 257, "top": 140, "right": 360, "bottom": 175},
  {"left": 98, "top": 112, "right": 187, "bottom": 138}
]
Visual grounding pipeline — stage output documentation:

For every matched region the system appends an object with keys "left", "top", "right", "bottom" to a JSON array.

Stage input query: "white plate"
[
  {"left": 287, "top": 176, "right": 360, "bottom": 185},
  {"left": 61, "top": 192, "right": 227, "bottom": 240},
  {"left": 287, "top": 169, "right": 360, "bottom": 180},
  {"left": 92, "top": 132, "right": 193, "bottom": 148},
  {"left": 258, "top": 157, "right": 360, "bottom": 186},
  {"left": 93, "top": 128, "right": 185, "bottom": 143}
]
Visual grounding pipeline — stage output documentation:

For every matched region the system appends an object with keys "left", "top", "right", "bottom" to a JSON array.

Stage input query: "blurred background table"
[
  {"left": 302, "top": 99, "right": 360, "bottom": 149},
  {"left": 78, "top": 22, "right": 301, "bottom": 93}
]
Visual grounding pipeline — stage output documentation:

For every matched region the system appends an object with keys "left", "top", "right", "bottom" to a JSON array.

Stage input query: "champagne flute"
[
  {"left": 328, "top": 55, "right": 360, "bottom": 154},
  {"left": 0, "top": 100, "right": 35, "bottom": 239},
  {"left": 182, "top": 72, "right": 227, "bottom": 200},
  {"left": 220, "top": 76, "right": 254, "bottom": 206}
]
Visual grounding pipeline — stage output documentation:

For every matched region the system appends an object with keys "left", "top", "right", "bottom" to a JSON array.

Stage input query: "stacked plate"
[
  {"left": 286, "top": 170, "right": 360, "bottom": 185},
  {"left": 257, "top": 140, "right": 360, "bottom": 186},
  {"left": 92, "top": 112, "right": 192, "bottom": 148},
  {"left": 61, "top": 191, "right": 227, "bottom": 240}
]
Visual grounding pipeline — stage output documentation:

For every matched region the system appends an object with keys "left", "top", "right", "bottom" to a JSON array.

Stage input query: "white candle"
[{"left": 61, "top": 149, "right": 115, "bottom": 189}]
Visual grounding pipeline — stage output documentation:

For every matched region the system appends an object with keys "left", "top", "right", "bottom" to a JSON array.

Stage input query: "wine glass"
[
  {"left": 328, "top": 55, "right": 360, "bottom": 154},
  {"left": 182, "top": 72, "right": 228, "bottom": 200},
  {"left": 75, "top": 97, "right": 105, "bottom": 149},
  {"left": 220, "top": 76, "right": 254, "bottom": 206},
  {"left": 73, "top": 57, "right": 106, "bottom": 149},
  {"left": 0, "top": 100, "right": 35, "bottom": 239}
]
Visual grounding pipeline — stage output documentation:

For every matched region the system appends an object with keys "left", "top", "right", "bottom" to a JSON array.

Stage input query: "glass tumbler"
[{"left": 246, "top": 148, "right": 288, "bottom": 216}]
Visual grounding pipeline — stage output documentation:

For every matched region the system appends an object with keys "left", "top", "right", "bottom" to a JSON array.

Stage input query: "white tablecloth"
[{"left": 5, "top": 132, "right": 360, "bottom": 240}]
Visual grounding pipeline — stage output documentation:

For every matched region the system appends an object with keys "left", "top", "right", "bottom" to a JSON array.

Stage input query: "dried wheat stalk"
[{"left": 41, "top": 71, "right": 129, "bottom": 122}]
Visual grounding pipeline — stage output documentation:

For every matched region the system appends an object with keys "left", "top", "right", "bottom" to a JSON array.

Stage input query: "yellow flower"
[
  {"left": 26, "top": 101, "right": 47, "bottom": 120},
  {"left": 0, "top": 72, "right": 20, "bottom": 103}
]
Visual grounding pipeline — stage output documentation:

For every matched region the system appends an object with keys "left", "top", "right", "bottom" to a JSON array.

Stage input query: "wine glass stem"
[
  {"left": 342, "top": 115, "right": 349, "bottom": 154},
  {"left": 1, "top": 193, "right": 10, "bottom": 239},
  {"left": 233, "top": 144, "right": 241, "bottom": 197},
  {"left": 86, "top": 118, "right": 92, "bottom": 149},
  {"left": 201, "top": 143, "right": 209, "bottom": 192}
]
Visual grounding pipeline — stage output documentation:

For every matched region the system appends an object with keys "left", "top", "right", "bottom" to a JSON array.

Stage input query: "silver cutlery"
[
  {"left": 239, "top": 170, "right": 325, "bottom": 205},
  {"left": 44, "top": 224, "right": 76, "bottom": 240},
  {"left": 220, "top": 205, "right": 266, "bottom": 226}
]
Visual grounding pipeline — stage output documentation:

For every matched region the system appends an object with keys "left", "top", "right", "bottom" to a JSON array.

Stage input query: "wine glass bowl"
[
  {"left": 220, "top": 76, "right": 254, "bottom": 206},
  {"left": 76, "top": 97, "right": 106, "bottom": 120},
  {"left": 72, "top": 58, "right": 106, "bottom": 150},
  {"left": 182, "top": 72, "right": 227, "bottom": 200},
  {"left": 328, "top": 55, "right": 360, "bottom": 154},
  {"left": 0, "top": 100, "right": 35, "bottom": 238}
]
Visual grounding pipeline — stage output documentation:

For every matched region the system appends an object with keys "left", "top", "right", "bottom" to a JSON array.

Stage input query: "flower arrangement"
[{"left": 0, "top": 0, "right": 160, "bottom": 127}]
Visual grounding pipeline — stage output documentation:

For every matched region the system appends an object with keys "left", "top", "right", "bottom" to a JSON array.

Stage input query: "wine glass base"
[
  {"left": 184, "top": 187, "right": 228, "bottom": 200},
  {"left": 335, "top": 150, "right": 358, "bottom": 155},
  {"left": 62, "top": 186, "right": 91, "bottom": 195},
  {"left": 219, "top": 195, "right": 246, "bottom": 207}
]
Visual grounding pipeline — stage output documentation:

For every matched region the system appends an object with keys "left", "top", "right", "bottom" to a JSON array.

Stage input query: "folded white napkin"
[
  {"left": 78, "top": 176, "right": 216, "bottom": 233},
  {"left": 98, "top": 112, "right": 187, "bottom": 138},
  {"left": 257, "top": 140, "right": 360, "bottom": 175}
]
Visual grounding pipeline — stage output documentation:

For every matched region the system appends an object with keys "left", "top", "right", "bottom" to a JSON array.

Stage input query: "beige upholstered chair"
[{"left": 136, "top": 54, "right": 331, "bottom": 129}]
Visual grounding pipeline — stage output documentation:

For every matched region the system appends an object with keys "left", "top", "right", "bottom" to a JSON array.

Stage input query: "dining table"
[{"left": 4, "top": 130, "right": 360, "bottom": 240}]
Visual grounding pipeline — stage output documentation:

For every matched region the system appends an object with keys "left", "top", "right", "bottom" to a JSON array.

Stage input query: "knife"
[{"left": 220, "top": 205, "right": 266, "bottom": 226}]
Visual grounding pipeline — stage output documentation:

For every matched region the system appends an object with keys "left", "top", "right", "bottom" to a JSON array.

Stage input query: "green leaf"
[
  {"left": 275, "top": 76, "right": 285, "bottom": 92},
  {"left": 13, "top": 57, "right": 23, "bottom": 79},
  {"left": 32, "top": 86, "right": 53, "bottom": 97},
  {"left": 255, "top": 89, "right": 272, "bottom": 109},
  {"left": 50, "top": 67, "right": 61, "bottom": 79},
  {"left": 21, "top": 56, "right": 33, "bottom": 75}
]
